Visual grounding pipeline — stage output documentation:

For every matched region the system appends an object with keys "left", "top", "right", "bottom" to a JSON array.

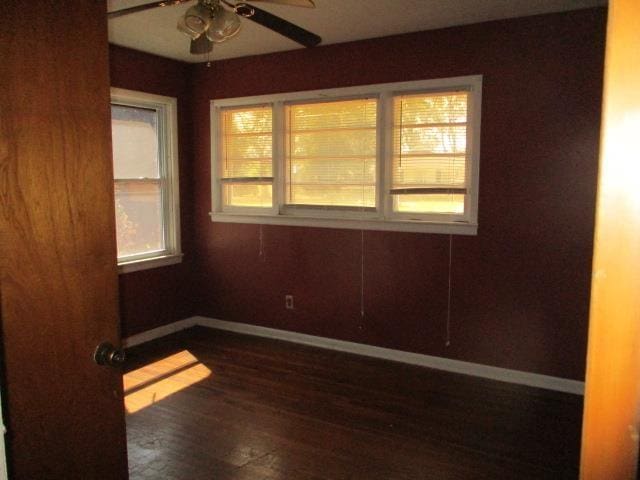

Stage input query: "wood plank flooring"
[{"left": 124, "top": 326, "right": 583, "bottom": 479}]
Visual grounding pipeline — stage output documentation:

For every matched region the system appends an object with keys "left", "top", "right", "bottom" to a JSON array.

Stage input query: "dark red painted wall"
[
  {"left": 109, "top": 45, "right": 197, "bottom": 336},
  {"left": 190, "top": 8, "right": 606, "bottom": 380}
]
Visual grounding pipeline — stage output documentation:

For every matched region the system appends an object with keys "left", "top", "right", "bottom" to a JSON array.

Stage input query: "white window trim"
[
  {"left": 210, "top": 75, "right": 482, "bottom": 235},
  {"left": 111, "top": 87, "right": 182, "bottom": 273},
  {"left": 118, "top": 253, "right": 184, "bottom": 274}
]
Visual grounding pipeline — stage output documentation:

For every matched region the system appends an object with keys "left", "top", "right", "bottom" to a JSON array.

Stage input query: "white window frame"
[
  {"left": 111, "top": 88, "right": 182, "bottom": 273},
  {"left": 210, "top": 75, "right": 482, "bottom": 235}
]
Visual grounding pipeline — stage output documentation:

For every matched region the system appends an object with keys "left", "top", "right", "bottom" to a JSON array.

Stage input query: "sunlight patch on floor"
[{"left": 124, "top": 350, "right": 212, "bottom": 414}]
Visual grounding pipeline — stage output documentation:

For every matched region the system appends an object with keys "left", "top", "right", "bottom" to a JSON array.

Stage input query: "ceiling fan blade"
[
  {"left": 108, "top": 0, "right": 193, "bottom": 19},
  {"left": 237, "top": 3, "right": 321, "bottom": 47},
  {"left": 250, "top": 0, "right": 315, "bottom": 7},
  {"left": 190, "top": 34, "right": 214, "bottom": 54}
]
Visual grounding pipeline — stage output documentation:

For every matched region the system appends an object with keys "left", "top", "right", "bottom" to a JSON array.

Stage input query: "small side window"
[{"left": 110, "top": 88, "right": 181, "bottom": 273}]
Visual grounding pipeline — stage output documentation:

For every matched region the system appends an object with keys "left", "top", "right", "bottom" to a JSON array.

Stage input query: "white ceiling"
[{"left": 107, "top": 0, "right": 606, "bottom": 63}]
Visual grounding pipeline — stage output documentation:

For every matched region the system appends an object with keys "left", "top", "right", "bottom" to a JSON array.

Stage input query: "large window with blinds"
[
  {"left": 391, "top": 91, "right": 469, "bottom": 217},
  {"left": 211, "top": 75, "right": 481, "bottom": 235},
  {"left": 220, "top": 105, "right": 273, "bottom": 209},
  {"left": 111, "top": 88, "right": 181, "bottom": 272},
  {"left": 285, "top": 99, "right": 377, "bottom": 210}
]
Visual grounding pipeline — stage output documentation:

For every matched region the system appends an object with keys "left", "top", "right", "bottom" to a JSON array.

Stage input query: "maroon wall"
[
  {"left": 109, "top": 45, "right": 197, "bottom": 336},
  {"left": 190, "top": 8, "right": 606, "bottom": 380}
]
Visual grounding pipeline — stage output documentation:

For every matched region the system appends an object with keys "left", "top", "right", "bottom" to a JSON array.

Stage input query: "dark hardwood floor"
[{"left": 123, "top": 327, "right": 583, "bottom": 479}]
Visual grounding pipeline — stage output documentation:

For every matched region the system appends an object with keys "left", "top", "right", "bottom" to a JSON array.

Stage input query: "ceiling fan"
[{"left": 108, "top": 0, "right": 321, "bottom": 55}]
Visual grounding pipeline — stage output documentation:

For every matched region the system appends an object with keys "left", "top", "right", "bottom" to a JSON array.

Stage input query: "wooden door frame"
[{"left": 580, "top": 0, "right": 640, "bottom": 478}]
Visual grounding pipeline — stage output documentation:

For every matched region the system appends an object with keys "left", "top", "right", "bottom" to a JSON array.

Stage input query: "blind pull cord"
[
  {"left": 360, "top": 103, "right": 368, "bottom": 321},
  {"left": 399, "top": 98, "right": 403, "bottom": 168},
  {"left": 224, "top": 112, "right": 229, "bottom": 173},
  {"left": 259, "top": 224, "right": 265, "bottom": 262},
  {"left": 446, "top": 234, "right": 453, "bottom": 347},
  {"left": 360, "top": 228, "right": 365, "bottom": 319}
]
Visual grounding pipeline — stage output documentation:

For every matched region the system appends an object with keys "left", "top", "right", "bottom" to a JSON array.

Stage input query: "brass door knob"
[{"left": 93, "top": 342, "right": 126, "bottom": 367}]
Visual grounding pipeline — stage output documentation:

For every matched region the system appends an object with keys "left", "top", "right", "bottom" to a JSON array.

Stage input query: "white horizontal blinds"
[
  {"left": 392, "top": 91, "right": 469, "bottom": 214},
  {"left": 285, "top": 98, "right": 377, "bottom": 209},
  {"left": 220, "top": 105, "right": 273, "bottom": 208}
]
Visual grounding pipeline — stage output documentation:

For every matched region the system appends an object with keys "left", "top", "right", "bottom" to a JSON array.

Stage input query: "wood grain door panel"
[
  {"left": 0, "top": 1, "right": 128, "bottom": 478},
  {"left": 580, "top": 0, "right": 640, "bottom": 478}
]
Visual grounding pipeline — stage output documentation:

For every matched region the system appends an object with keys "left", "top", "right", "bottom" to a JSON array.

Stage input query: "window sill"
[
  {"left": 209, "top": 212, "right": 477, "bottom": 235},
  {"left": 118, "top": 253, "right": 184, "bottom": 274}
]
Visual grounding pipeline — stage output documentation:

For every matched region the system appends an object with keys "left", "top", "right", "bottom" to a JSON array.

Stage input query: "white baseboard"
[
  {"left": 123, "top": 317, "right": 198, "bottom": 348},
  {"left": 124, "top": 315, "right": 585, "bottom": 395}
]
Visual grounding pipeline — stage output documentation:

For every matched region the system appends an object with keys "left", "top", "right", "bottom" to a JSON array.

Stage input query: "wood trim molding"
[{"left": 124, "top": 316, "right": 585, "bottom": 395}]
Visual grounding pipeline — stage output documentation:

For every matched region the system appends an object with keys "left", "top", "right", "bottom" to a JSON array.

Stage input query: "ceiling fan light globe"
[
  {"left": 183, "top": 3, "right": 212, "bottom": 35},
  {"left": 184, "top": 15, "right": 207, "bottom": 33},
  {"left": 177, "top": 16, "right": 201, "bottom": 39},
  {"left": 206, "top": 7, "right": 241, "bottom": 43}
]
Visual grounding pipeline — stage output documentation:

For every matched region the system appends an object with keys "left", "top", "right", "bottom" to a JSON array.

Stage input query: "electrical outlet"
[{"left": 285, "top": 295, "right": 294, "bottom": 310}]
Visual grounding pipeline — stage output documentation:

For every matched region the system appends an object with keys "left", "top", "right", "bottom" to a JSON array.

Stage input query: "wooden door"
[
  {"left": 0, "top": 1, "right": 128, "bottom": 478},
  {"left": 580, "top": 0, "right": 640, "bottom": 478}
]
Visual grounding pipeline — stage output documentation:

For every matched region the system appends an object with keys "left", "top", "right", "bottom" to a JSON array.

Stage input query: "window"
[
  {"left": 284, "top": 98, "right": 377, "bottom": 209},
  {"left": 211, "top": 75, "right": 481, "bottom": 235},
  {"left": 220, "top": 105, "right": 273, "bottom": 209},
  {"left": 391, "top": 91, "right": 469, "bottom": 217},
  {"left": 111, "top": 88, "right": 181, "bottom": 272}
]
